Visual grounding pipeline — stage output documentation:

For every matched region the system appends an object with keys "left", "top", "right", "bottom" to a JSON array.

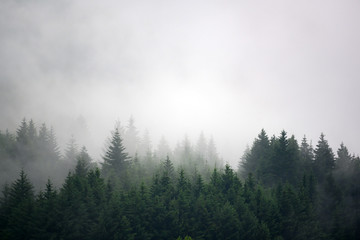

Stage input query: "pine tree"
[
  {"left": 34, "top": 179, "right": 59, "bottom": 239},
  {"left": 64, "top": 135, "right": 79, "bottom": 165},
  {"left": 102, "top": 126, "right": 130, "bottom": 187},
  {"left": 162, "top": 156, "right": 175, "bottom": 183},
  {"left": 180, "top": 135, "right": 193, "bottom": 169},
  {"left": 27, "top": 119, "right": 37, "bottom": 142},
  {"left": 38, "top": 123, "right": 48, "bottom": 144},
  {"left": 5, "top": 170, "right": 35, "bottom": 239},
  {"left": 286, "top": 135, "right": 301, "bottom": 184},
  {"left": 75, "top": 147, "right": 93, "bottom": 177},
  {"left": 300, "top": 135, "right": 314, "bottom": 172},
  {"left": 47, "top": 127, "right": 61, "bottom": 161},
  {"left": 207, "top": 136, "right": 222, "bottom": 169},
  {"left": 16, "top": 118, "right": 28, "bottom": 144},
  {"left": 269, "top": 130, "right": 290, "bottom": 184},
  {"left": 242, "top": 129, "right": 270, "bottom": 180},
  {"left": 336, "top": 143, "right": 352, "bottom": 171},
  {"left": 314, "top": 133, "right": 335, "bottom": 183},
  {"left": 195, "top": 132, "right": 207, "bottom": 167}
]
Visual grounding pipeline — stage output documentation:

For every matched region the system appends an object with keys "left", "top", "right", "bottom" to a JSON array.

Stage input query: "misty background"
[{"left": 1, "top": 0, "right": 360, "bottom": 167}]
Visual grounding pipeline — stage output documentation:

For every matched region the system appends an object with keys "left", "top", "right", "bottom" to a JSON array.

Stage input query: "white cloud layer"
[{"left": 1, "top": 0, "right": 360, "bottom": 166}]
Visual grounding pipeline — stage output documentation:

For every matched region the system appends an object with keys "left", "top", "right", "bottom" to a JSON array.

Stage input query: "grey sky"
[{"left": 1, "top": 0, "right": 360, "bottom": 166}]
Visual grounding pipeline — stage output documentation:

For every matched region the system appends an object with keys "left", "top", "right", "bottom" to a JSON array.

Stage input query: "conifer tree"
[
  {"left": 75, "top": 147, "right": 93, "bottom": 177},
  {"left": 195, "top": 132, "right": 207, "bottom": 167},
  {"left": 16, "top": 118, "right": 28, "bottom": 144},
  {"left": 300, "top": 135, "right": 314, "bottom": 172},
  {"left": 38, "top": 123, "right": 48, "bottom": 144},
  {"left": 50, "top": 127, "right": 61, "bottom": 157},
  {"left": 6, "top": 170, "right": 35, "bottom": 239},
  {"left": 242, "top": 129, "right": 270, "bottom": 180},
  {"left": 207, "top": 136, "right": 222, "bottom": 169},
  {"left": 162, "top": 155, "right": 175, "bottom": 182},
  {"left": 314, "top": 133, "right": 335, "bottom": 183},
  {"left": 34, "top": 179, "right": 58, "bottom": 239},
  {"left": 27, "top": 119, "right": 37, "bottom": 142},
  {"left": 285, "top": 134, "right": 301, "bottom": 184},
  {"left": 336, "top": 143, "right": 352, "bottom": 171},
  {"left": 102, "top": 126, "right": 130, "bottom": 186},
  {"left": 64, "top": 135, "right": 79, "bottom": 165}
]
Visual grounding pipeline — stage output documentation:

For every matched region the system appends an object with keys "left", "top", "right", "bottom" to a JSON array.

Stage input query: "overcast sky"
[{"left": 1, "top": 0, "right": 360, "bottom": 167}]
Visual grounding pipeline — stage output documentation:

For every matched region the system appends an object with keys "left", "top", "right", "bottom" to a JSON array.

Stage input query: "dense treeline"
[
  {"left": 0, "top": 118, "right": 222, "bottom": 190},
  {"left": 1, "top": 119, "right": 360, "bottom": 239},
  {"left": 240, "top": 129, "right": 360, "bottom": 239}
]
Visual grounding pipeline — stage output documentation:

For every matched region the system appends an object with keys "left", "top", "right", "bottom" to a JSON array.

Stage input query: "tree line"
[
  {"left": 0, "top": 118, "right": 222, "bottom": 190},
  {"left": 0, "top": 119, "right": 360, "bottom": 239}
]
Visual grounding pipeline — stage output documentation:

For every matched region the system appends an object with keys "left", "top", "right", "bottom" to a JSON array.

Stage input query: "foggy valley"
[{"left": 1, "top": 0, "right": 360, "bottom": 239}]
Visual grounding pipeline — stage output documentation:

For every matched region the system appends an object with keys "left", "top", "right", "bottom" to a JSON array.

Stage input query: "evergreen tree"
[
  {"left": 336, "top": 143, "right": 352, "bottom": 171},
  {"left": 195, "top": 132, "right": 207, "bottom": 167},
  {"left": 75, "top": 147, "right": 93, "bottom": 177},
  {"left": 4, "top": 170, "right": 35, "bottom": 239},
  {"left": 16, "top": 118, "right": 28, "bottom": 144},
  {"left": 207, "top": 136, "right": 222, "bottom": 169},
  {"left": 242, "top": 129, "right": 270, "bottom": 180},
  {"left": 34, "top": 179, "right": 59, "bottom": 239},
  {"left": 300, "top": 135, "right": 314, "bottom": 172},
  {"left": 47, "top": 127, "right": 61, "bottom": 161},
  {"left": 102, "top": 126, "right": 130, "bottom": 187},
  {"left": 64, "top": 135, "right": 79, "bottom": 165},
  {"left": 286, "top": 135, "right": 301, "bottom": 184},
  {"left": 162, "top": 155, "right": 175, "bottom": 183},
  {"left": 314, "top": 133, "right": 335, "bottom": 183},
  {"left": 27, "top": 119, "right": 37, "bottom": 142},
  {"left": 179, "top": 135, "right": 193, "bottom": 169}
]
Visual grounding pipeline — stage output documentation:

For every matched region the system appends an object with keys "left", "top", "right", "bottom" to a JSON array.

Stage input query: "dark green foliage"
[
  {"left": 102, "top": 126, "right": 130, "bottom": 189},
  {"left": 0, "top": 158, "right": 359, "bottom": 240},
  {"left": 1, "top": 122, "right": 360, "bottom": 240},
  {"left": 75, "top": 147, "right": 93, "bottom": 177},
  {"left": 33, "top": 179, "right": 59, "bottom": 240},
  {"left": 242, "top": 129, "right": 270, "bottom": 180},
  {"left": 242, "top": 130, "right": 301, "bottom": 186},
  {"left": 314, "top": 133, "right": 335, "bottom": 183},
  {"left": 300, "top": 136, "right": 314, "bottom": 173},
  {"left": 0, "top": 170, "right": 35, "bottom": 240}
]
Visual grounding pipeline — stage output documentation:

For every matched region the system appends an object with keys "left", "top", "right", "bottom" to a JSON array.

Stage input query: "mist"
[{"left": 1, "top": 0, "right": 360, "bottom": 167}]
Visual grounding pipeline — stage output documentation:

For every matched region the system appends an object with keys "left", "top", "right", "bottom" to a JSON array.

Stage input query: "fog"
[{"left": 1, "top": 0, "right": 360, "bottom": 167}]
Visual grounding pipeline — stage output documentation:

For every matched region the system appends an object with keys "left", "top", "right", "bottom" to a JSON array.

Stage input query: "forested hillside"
[{"left": 1, "top": 119, "right": 359, "bottom": 239}]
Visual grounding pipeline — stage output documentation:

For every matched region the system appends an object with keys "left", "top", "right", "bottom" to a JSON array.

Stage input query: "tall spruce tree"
[
  {"left": 75, "top": 147, "right": 93, "bottom": 177},
  {"left": 102, "top": 126, "right": 130, "bottom": 186},
  {"left": 336, "top": 143, "right": 352, "bottom": 171},
  {"left": 5, "top": 170, "right": 35, "bottom": 239},
  {"left": 64, "top": 135, "right": 79, "bottom": 165},
  {"left": 207, "top": 136, "right": 222, "bottom": 169},
  {"left": 314, "top": 133, "right": 335, "bottom": 183},
  {"left": 300, "top": 136, "right": 314, "bottom": 172},
  {"left": 16, "top": 118, "right": 28, "bottom": 144},
  {"left": 242, "top": 129, "right": 270, "bottom": 180}
]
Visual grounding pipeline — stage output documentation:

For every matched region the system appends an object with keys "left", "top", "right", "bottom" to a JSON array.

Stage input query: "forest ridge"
[{"left": 0, "top": 118, "right": 359, "bottom": 239}]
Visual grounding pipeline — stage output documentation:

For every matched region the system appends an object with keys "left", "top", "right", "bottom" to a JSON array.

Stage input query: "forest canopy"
[{"left": 0, "top": 118, "right": 360, "bottom": 239}]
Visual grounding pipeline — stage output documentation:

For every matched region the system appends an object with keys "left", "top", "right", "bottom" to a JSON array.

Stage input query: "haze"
[{"left": 1, "top": 0, "right": 360, "bottom": 167}]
